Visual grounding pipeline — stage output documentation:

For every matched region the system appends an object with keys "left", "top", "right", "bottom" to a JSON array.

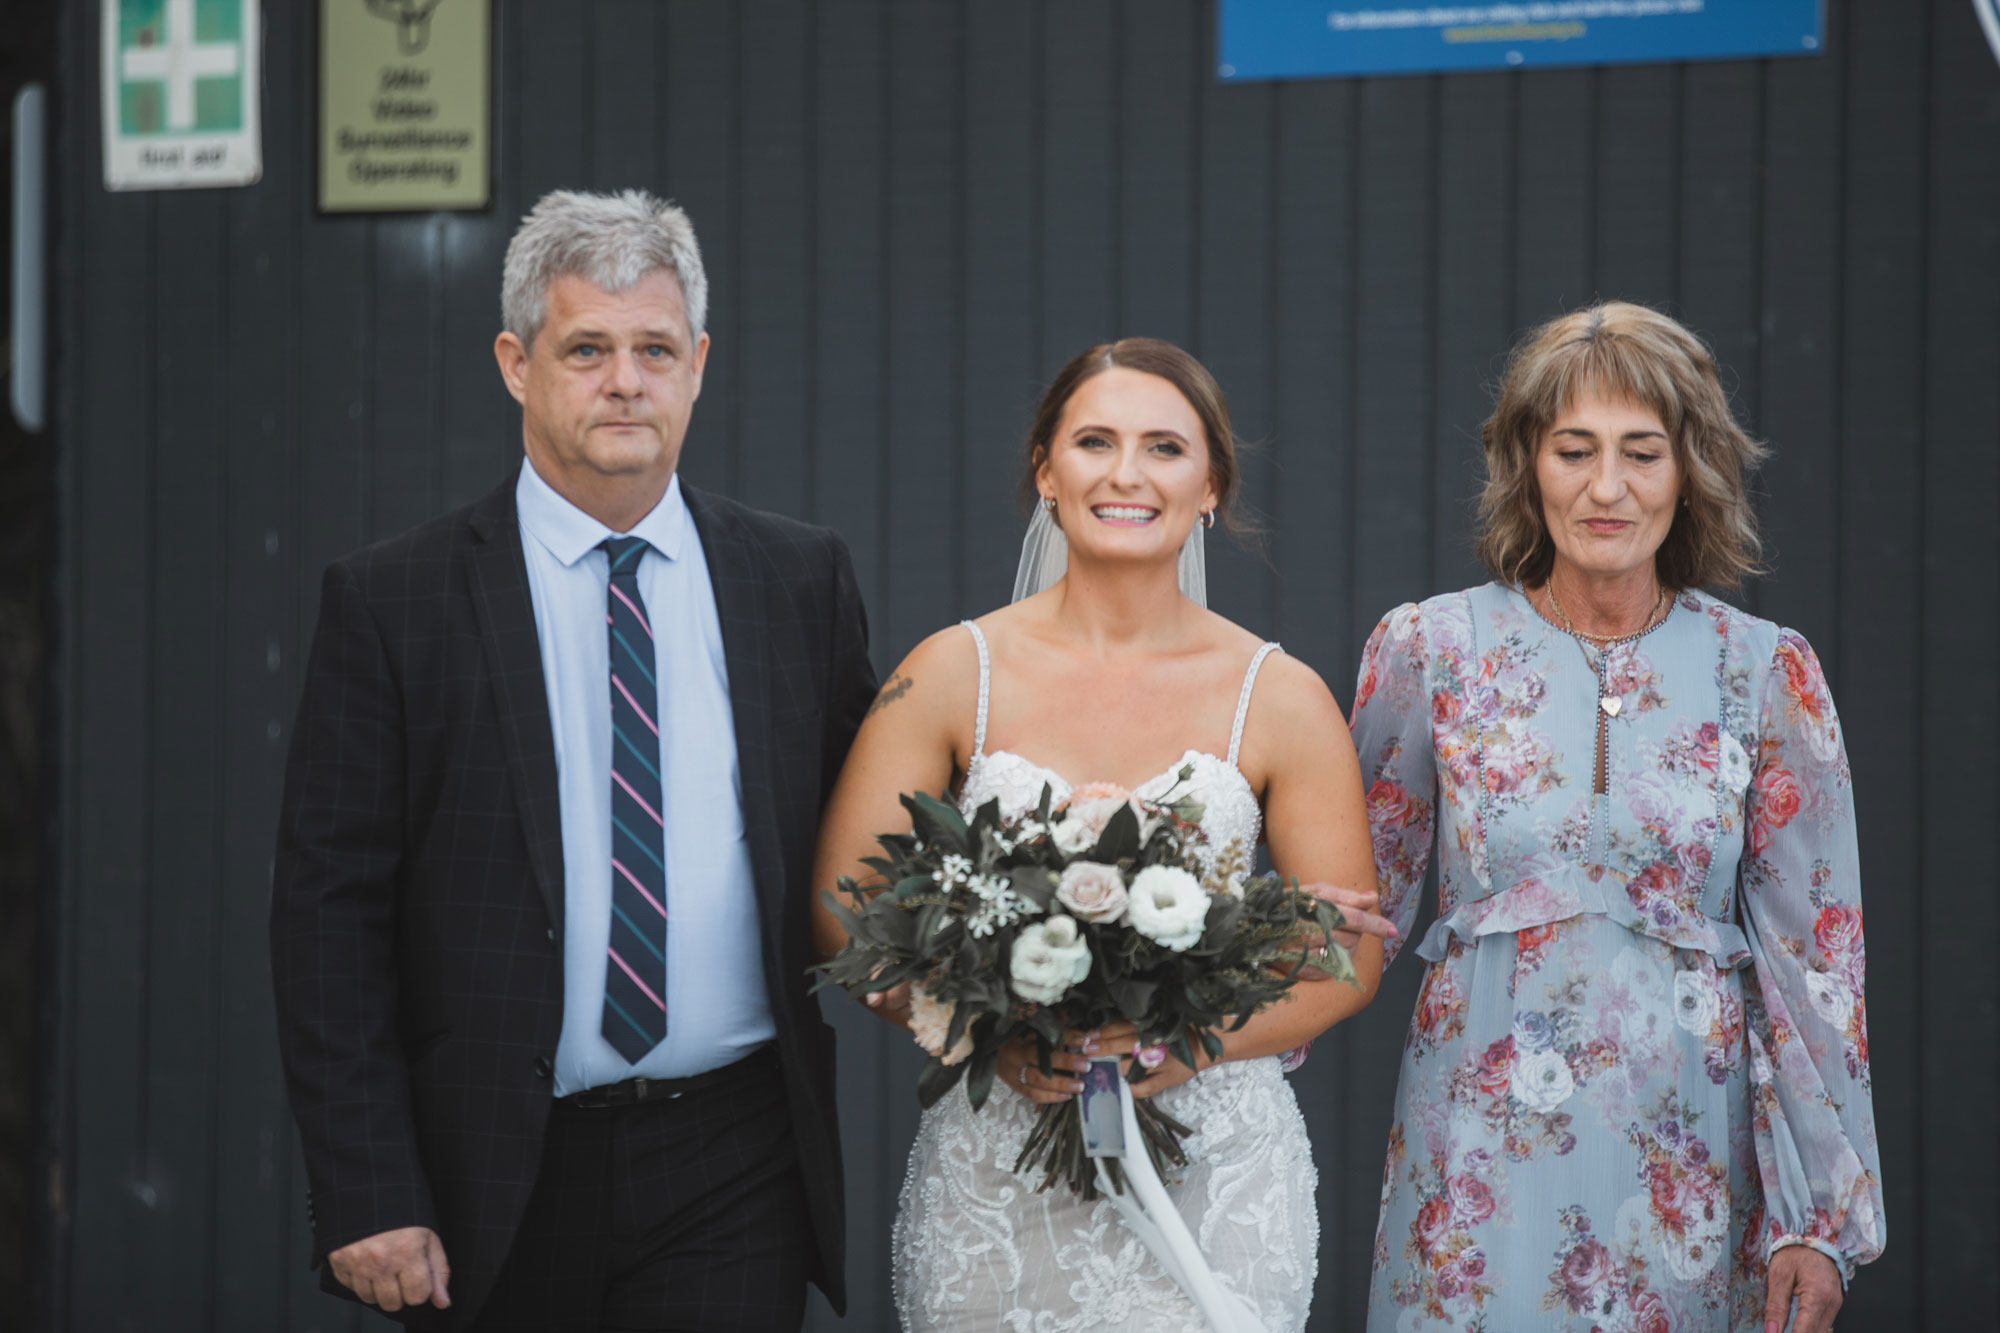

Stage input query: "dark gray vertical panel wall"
[{"left": 44, "top": 2, "right": 1998, "bottom": 1329}]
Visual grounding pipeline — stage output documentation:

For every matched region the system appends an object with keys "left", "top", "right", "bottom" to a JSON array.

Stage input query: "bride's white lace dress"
[{"left": 891, "top": 623, "right": 1319, "bottom": 1332}]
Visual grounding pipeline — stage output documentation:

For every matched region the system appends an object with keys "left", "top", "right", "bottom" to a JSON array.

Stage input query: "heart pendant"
[{"left": 1600, "top": 695, "right": 1623, "bottom": 717}]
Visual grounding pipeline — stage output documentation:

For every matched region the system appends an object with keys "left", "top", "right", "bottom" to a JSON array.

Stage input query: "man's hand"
[
  {"left": 1764, "top": 1245, "right": 1841, "bottom": 1333},
  {"left": 328, "top": 1226, "right": 451, "bottom": 1312}
]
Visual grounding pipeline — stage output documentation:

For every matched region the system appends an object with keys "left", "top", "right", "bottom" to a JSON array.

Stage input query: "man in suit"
[{"left": 271, "top": 189, "right": 877, "bottom": 1331}]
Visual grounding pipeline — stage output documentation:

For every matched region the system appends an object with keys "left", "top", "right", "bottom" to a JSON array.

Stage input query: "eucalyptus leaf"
[
  {"left": 1092, "top": 803, "right": 1141, "bottom": 863},
  {"left": 1111, "top": 978, "right": 1157, "bottom": 1023},
  {"left": 903, "top": 790, "right": 972, "bottom": 855},
  {"left": 966, "top": 1044, "right": 1000, "bottom": 1112},
  {"left": 916, "top": 1055, "right": 966, "bottom": 1109},
  {"left": 1009, "top": 865, "right": 1055, "bottom": 909}
]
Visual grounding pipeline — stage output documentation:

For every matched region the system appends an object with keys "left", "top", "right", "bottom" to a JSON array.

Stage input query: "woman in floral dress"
[{"left": 1354, "top": 303, "right": 1883, "bottom": 1333}]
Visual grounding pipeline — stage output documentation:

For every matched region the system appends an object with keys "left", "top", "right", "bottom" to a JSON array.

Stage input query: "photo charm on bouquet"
[{"left": 1078, "top": 1056, "right": 1126, "bottom": 1159}]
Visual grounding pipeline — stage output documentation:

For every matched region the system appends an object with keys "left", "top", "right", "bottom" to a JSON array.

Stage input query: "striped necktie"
[{"left": 601, "top": 535, "right": 668, "bottom": 1063}]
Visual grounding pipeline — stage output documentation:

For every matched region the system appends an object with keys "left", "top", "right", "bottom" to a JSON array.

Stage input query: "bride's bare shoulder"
[
  {"left": 1194, "top": 615, "right": 1344, "bottom": 734},
  {"left": 1193, "top": 607, "right": 1280, "bottom": 661}
]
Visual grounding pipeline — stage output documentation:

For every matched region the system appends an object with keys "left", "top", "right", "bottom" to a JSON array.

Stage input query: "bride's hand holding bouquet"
[{"left": 815, "top": 769, "right": 1360, "bottom": 1198}]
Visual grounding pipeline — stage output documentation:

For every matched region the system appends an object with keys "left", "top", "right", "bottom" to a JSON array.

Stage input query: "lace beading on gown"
[{"left": 890, "top": 626, "right": 1318, "bottom": 1332}]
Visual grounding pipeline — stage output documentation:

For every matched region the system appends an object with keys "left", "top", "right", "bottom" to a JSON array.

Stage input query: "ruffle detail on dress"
[{"left": 1412, "top": 864, "right": 1752, "bottom": 968}]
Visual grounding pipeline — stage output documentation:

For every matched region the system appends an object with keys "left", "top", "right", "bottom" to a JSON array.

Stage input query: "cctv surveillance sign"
[
  {"left": 319, "top": 0, "right": 492, "bottom": 212},
  {"left": 102, "top": 0, "right": 262, "bottom": 190}
]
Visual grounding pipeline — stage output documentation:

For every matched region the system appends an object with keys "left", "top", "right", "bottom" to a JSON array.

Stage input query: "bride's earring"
[
  {"left": 1041, "top": 495, "right": 1056, "bottom": 514},
  {"left": 1200, "top": 508, "right": 1216, "bottom": 530}
]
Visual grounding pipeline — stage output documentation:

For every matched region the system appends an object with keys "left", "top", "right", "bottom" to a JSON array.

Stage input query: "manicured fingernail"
[
  {"left": 1067, "top": 1081, "right": 1084, "bottom": 1093},
  {"left": 1764, "top": 1322, "right": 1778, "bottom": 1333},
  {"left": 1081, "top": 1037, "right": 1098, "bottom": 1054}
]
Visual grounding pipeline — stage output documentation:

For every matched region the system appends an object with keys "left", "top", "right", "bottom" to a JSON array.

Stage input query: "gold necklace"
[
  {"left": 1543, "top": 576, "right": 1672, "bottom": 720},
  {"left": 1545, "top": 576, "right": 1670, "bottom": 645}
]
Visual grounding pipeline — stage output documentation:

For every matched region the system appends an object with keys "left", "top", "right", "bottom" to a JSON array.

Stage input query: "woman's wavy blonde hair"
[{"left": 1476, "top": 301, "right": 1767, "bottom": 591}]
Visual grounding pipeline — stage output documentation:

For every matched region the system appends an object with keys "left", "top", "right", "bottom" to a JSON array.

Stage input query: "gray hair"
[{"left": 500, "top": 189, "right": 709, "bottom": 346}]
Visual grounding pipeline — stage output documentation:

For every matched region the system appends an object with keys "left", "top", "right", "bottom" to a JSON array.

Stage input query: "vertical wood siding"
[{"left": 45, "top": 2, "right": 1998, "bottom": 1328}]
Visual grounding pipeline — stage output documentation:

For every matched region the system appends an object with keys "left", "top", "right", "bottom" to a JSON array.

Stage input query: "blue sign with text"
[{"left": 1218, "top": 1, "right": 1823, "bottom": 80}]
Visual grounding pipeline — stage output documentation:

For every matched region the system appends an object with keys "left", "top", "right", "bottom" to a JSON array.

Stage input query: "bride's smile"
[{"left": 1037, "top": 365, "right": 1217, "bottom": 567}]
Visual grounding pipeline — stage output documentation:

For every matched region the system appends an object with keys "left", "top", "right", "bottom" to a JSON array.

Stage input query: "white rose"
[
  {"left": 1718, "top": 731, "right": 1753, "bottom": 796},
  {"left": 1009, "top": 915, "right": 1093, "bottom": 1005},
  {"left": 907, "top": 984, "right": 974, "bottom": 1065},
  {"left": 1673, "top": 968, "right": 1721, "bottom": 1036},
  {"left": 1509, "top": 1047, "right": 1576, "bottom": 1113},
  {"left": 1803, "top": 969, "right": 1852, "bottom": 1028},
  {"left": 1055, "top": 861, "right": 1129, "bottom": 923},
  {"left": 1126, "top": 866, "right": 1211, "bottom": 952},
  {"left": 1052, "top": 818, "right": 1100, "bottom": 857}
]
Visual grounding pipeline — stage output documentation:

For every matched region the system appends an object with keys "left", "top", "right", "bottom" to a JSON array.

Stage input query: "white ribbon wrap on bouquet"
[{"left": 1091, "top": 1079, "right": 1262, "bottom": 1332}]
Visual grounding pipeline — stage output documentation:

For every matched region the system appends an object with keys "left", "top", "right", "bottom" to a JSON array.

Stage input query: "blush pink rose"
[{"left": 1054, "top": 861, "right": 1129, "bottom": 923}]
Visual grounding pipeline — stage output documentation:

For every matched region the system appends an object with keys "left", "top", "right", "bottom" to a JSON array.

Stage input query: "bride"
[{"left": 812, "top": 338, "right": 1390, "bottom": 1331}]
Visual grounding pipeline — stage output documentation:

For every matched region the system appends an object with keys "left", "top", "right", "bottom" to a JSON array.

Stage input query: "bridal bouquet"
[{"left": 816, "top": 770, "right": 1355, "bottom": 1198}]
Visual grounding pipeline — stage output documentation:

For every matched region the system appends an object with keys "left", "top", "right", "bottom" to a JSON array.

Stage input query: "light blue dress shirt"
[{"left": 515, "top": 462, "right": 776, "bottom": 1094}]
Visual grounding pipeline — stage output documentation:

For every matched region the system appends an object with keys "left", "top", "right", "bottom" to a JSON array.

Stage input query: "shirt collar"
[{"left": 516, "top": 460, "right": 686, "bottom": 569}]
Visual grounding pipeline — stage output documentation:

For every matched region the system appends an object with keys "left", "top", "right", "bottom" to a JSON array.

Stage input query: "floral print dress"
[{"left": 1352, "top": 584, "right": 1883, "bottom": 1333}]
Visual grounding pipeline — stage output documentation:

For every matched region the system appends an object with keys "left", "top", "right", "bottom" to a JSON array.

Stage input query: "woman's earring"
[
  {"left": 1041, "top": 495, "right": 1056, "bottom": 514},
  {"left": 1201, "top": 508, "right": 1217, "bottom": 530}
]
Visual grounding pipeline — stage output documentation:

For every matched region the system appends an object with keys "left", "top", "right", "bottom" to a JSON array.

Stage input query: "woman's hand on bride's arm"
[
  {"left": 1284, "top": 884, "right": 1398, "bottom": 980},
  {"left": 1294, "top": 884, "right": 1398, "bottom": 953},
  {"left": 809, "top": 629, "right": 984, "bottom": 1007}
]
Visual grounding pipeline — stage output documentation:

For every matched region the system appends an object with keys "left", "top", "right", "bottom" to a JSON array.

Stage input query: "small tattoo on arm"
[{"left": 867, "top": 673, "right": 914, "bottom": 719}]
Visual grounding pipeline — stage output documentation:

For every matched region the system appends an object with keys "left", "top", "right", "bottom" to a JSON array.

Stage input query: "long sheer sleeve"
[
  {"left": 1349, "top": 603, "right": 1438, "bottom": 968},
  {"left": 1737, "top": 630, "right": 1886, "bottom": 1282}
]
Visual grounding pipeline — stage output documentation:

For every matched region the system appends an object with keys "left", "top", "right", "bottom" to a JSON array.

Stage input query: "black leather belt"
[{"left": 557, "top": 1044, "right": 777, "bottom": 1109}]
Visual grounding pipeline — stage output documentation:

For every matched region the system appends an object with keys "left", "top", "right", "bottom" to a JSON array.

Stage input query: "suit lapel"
[
  {"left": 467, "top": 468, "right": 566, "bottom": 928},
  {"left": 683, "top": 486, "right": 785, "bottom": 933}
]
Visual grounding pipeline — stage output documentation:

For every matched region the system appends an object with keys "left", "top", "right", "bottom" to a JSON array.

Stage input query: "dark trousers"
[{"left": 469, "top": 1049, "right": 813, "bottom": 1333}]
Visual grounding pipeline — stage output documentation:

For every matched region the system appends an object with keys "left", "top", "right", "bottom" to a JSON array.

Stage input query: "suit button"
[
  {"left": 546, "top": 927, "right": 555, "bottom": 942},
  {"left": 533, "top": 1055, "right": 553, "bottom": 1080}
]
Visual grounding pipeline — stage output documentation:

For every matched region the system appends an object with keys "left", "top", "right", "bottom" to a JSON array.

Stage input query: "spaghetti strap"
[
  {"left": 1227, "top": 643, "right": 1282, "bottom": 768},
  {"left": 961, "top": 620, "right": 991, "bottom": 756}
]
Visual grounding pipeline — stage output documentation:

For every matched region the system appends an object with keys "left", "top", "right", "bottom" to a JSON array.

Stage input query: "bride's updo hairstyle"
[
  {"left": 1477, "top": 301, "right": 1767, "bottom": 591},
  {"left": 1022, "top": 338, "right": 1245, "bottom": 533}
]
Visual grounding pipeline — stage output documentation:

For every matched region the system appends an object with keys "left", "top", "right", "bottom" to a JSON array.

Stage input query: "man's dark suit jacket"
[{"left": 270, "top": 466, "right": 876, "bottom": 1326}]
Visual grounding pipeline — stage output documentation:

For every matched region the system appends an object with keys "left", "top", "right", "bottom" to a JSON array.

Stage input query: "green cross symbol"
[{"left": 117, "top": 0, "right": 245, "bottom": 135}]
